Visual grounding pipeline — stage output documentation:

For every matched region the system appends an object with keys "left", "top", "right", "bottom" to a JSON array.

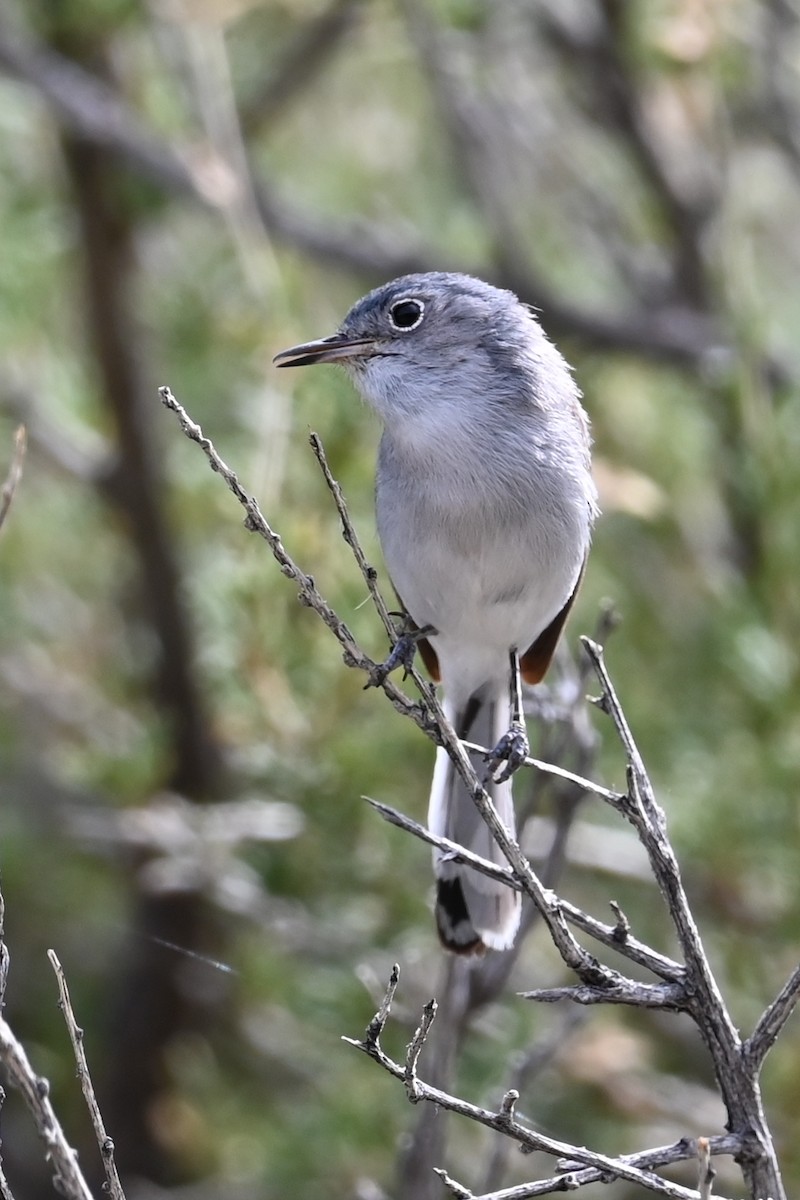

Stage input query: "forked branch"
[
  {"left": 159, "top": 386, "right": 791, "bottom": 1200},
  {"left": 344, "top": 966, "right": 738, "bottom": 1200}
]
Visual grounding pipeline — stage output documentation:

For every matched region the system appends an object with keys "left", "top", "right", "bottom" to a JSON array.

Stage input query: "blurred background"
[{"left": 0, "top": 0, "right": 799, "bottom": 1197}]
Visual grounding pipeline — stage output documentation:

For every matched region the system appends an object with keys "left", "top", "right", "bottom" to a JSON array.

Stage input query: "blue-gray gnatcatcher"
[{"left": 274, "top": 272, "right": 597, "bottom": 954}]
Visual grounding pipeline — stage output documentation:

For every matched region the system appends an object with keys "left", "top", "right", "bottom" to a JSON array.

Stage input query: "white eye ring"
[{"left": 389, "top": 297, "right": 425, "bottom": 331}]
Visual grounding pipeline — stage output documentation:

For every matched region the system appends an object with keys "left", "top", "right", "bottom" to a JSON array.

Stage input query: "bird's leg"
[
  {"left": 485, "top": 648, "right": 530, "bottom": 784},
  {"left": 364, "top": 615, "right": 437, "bottom": 689}
]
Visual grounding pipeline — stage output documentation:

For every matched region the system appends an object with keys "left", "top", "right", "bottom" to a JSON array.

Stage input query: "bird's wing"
[{"left": 519, "top": 555, "right": 587, "bottom": 685}]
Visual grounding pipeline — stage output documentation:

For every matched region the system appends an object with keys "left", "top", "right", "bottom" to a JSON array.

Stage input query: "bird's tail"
[{"left": 429, "top": 686, "right": 522, "bottom": 954}]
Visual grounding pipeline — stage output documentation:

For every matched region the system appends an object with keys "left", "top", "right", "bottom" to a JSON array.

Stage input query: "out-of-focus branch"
[
  {"left": 539, "top": 0, "right": 717, "bottom": 308},
  {"left": 0, "top": 16, "right": 198, "bottom": 197},
  {"left": 60, "top": 122, "right": 223, "bottom": 803},
  {"left": 397, "top": 0, "right": 534, "bottom": 277},
  {"left": 240, "top": 0, "right": 366, "bottom": 136},
  {"left": 42, "top": 14, "right": 231, "bottom": 1177},
  {"left": 753, "top": 0, "right": 800, "bottom": 183},
  {"left": 0, "top": 15, "right": 730, "bottom": 368},
  {"left": 0, "top": 427, "right": 25, "bottom": 536}
]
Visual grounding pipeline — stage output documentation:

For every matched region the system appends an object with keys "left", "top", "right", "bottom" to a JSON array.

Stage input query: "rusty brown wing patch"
[
  {"left": 519, "top": 557, "right": 587, "bottom": 685},
  {"left": 416, "top": 635, "right": 440, "bottom": 681},
  {"left": 393, "top": 590, "right": 441, "bottom": 682}
]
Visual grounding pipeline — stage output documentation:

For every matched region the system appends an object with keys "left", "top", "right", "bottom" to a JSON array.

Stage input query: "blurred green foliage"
[{"left": 1, "top": 1, "right": 800, "bottom": 1198}]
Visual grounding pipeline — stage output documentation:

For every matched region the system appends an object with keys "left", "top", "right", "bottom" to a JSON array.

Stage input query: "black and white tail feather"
[{"left": 429, "top": 687, "right": 522, "bottom": 954}]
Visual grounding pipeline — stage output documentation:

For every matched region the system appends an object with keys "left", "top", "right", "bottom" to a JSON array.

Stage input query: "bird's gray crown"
[{"left": 339, "top": 272, "right": 541, "bottom": 350}]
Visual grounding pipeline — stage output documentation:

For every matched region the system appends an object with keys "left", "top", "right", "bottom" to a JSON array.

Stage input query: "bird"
[{"left": 274, "top": 272, "right": 597, "bottom": 954}]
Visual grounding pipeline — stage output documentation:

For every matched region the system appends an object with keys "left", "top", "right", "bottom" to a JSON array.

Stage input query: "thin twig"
[
  {"left": 0, "top": 1018, "right": 94, "bottom": 1200},
  {"left": 0, "top": 890, "right": 13, "bottom": 1200},
  {"left": 460, "top": 739, "right": 624, "bottom": 808},
  {"left": 404, "top": 1000, "right": 437, "bottom": 1103},
  {"left": 434, "top": 1167, "right": 473, "bottom": 1199},
  {"left": 364, "top": 963, "right": 400, "bottom": 1051},
  {"left": 465, "top": 1132, "right": 739, "bottom": 1200},
  {"left": 308, "top": 430, "right": 438, "bottom": 703},
  {"left": 363, "top": 796, "right": 684, "bottom": 982},
  {"left": 697, "top": 1137, "right": 716, "bottom": 1200},
  {"left": 47, "top": 951, "right": 126, "bottom": 1200},
  {"left": 159, "top": 387, "right": 432, "bottom": 729},
  {"left": 0, "top": 426, "right": 26, "bottom": 535},
  {"left": 479, "top": 1010, "right": 588, "bottom": 1195},
  {"left": 0, "top": 893, "right": 7, "bottom": 1011},
  {"left": 344, "top": 968, "right": 735, "bottom": 1200},
  {"left": 0, "top": 1152, "right": 15, "bottom": 1200},
  {"left": 744, "top": 961, "right": 800, "bottom": 1073},
  {"left": 308, "top": 431, "right": 396, "bottom": 641}
]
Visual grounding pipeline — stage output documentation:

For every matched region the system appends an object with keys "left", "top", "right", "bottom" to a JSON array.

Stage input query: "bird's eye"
[{"left": 389, "top": 298, "right": 424, "bottom": 330}]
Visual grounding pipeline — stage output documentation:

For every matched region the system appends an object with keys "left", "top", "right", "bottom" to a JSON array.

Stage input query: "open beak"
[{"left": 272, "top": 333, "right": 376, "bottom": 368}]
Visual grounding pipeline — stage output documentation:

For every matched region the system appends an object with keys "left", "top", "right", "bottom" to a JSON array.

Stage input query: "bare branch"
[
  {"left": 744, "top": 961, "right": 800, "bottom": 1074},
  {"left": 161, "top": 386, "right": 788, "bottom": 1199},
  {"left": 461, "top": 739, "right": 624, "bottom": 809},
  {"left": 582, "top": 636, "right": 745, "bottom": 1015},
  {"left": 48, "top": 951, "right": 126, "bottom": 1200},
  {"left": 308, "top": 430, "right": 397, "bottom": 643},
  {"left": 0, "top": 426, "right": 25, "bottom": 535},
  {"left": 240, "top": 0, "right": 366, "bottom": 136},
  {"left": 158, "top": 387, "right": 434, "bottom": 731},
  {"left": 0, "top": 892, "right": 7, "bottom": 1012},
  {"left": 364, "top": 963, "right": 400, "bottom": 1050},
  {"left": 0, "top": 1152, "right": 15, "bottom": 1200},
  {"left": 475, "top": 1134, "right": 741, "bottom": 1200},
  {"left": 434, "top": 1167, "right": 473, "bottom": 1199},
  {"left": 364, "top": 796, "right": 684, "bottom": 982},
  {"left": 521, "top": 981, "right": 686, "bottom": 1010},
  {"left": 404, "top": 1001, "right": 437, "bottom": 1104},
  {"left": 0, "top": 1018, "right": 94, "bottom": 1200},
  {"left": 582, "top": 636, "right": 787, "bottom": 1200},
  {"left": 345, "top": 968, "right": 735, "bottom": 1200},
  {"left": 0, "top": 892, "right": 12, "bottom": 1200}
]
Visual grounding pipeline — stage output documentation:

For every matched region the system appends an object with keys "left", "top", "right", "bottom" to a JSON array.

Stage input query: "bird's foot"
[
  {"left": 485, "top": 721, "right": 530, "bottom": 784},
  {"left": 364, "top": 621, "right": 436, "bottom": 689}
]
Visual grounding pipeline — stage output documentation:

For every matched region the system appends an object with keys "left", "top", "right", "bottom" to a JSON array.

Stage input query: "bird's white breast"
[{"left": 375, "top": 413, "right": 593, "bottom": 698}]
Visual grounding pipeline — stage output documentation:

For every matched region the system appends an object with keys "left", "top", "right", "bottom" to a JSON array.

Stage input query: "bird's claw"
[
  {"left": 364, "top": 623, "right": 436, "bottom": 690},
  {"left": 484, "top": 722, "right": 530, "bottom": 784}
]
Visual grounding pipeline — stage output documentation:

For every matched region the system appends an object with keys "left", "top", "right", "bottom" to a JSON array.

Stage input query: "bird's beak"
[{"left": 272, "top": 333, "right": 376, "bottom": 368}]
